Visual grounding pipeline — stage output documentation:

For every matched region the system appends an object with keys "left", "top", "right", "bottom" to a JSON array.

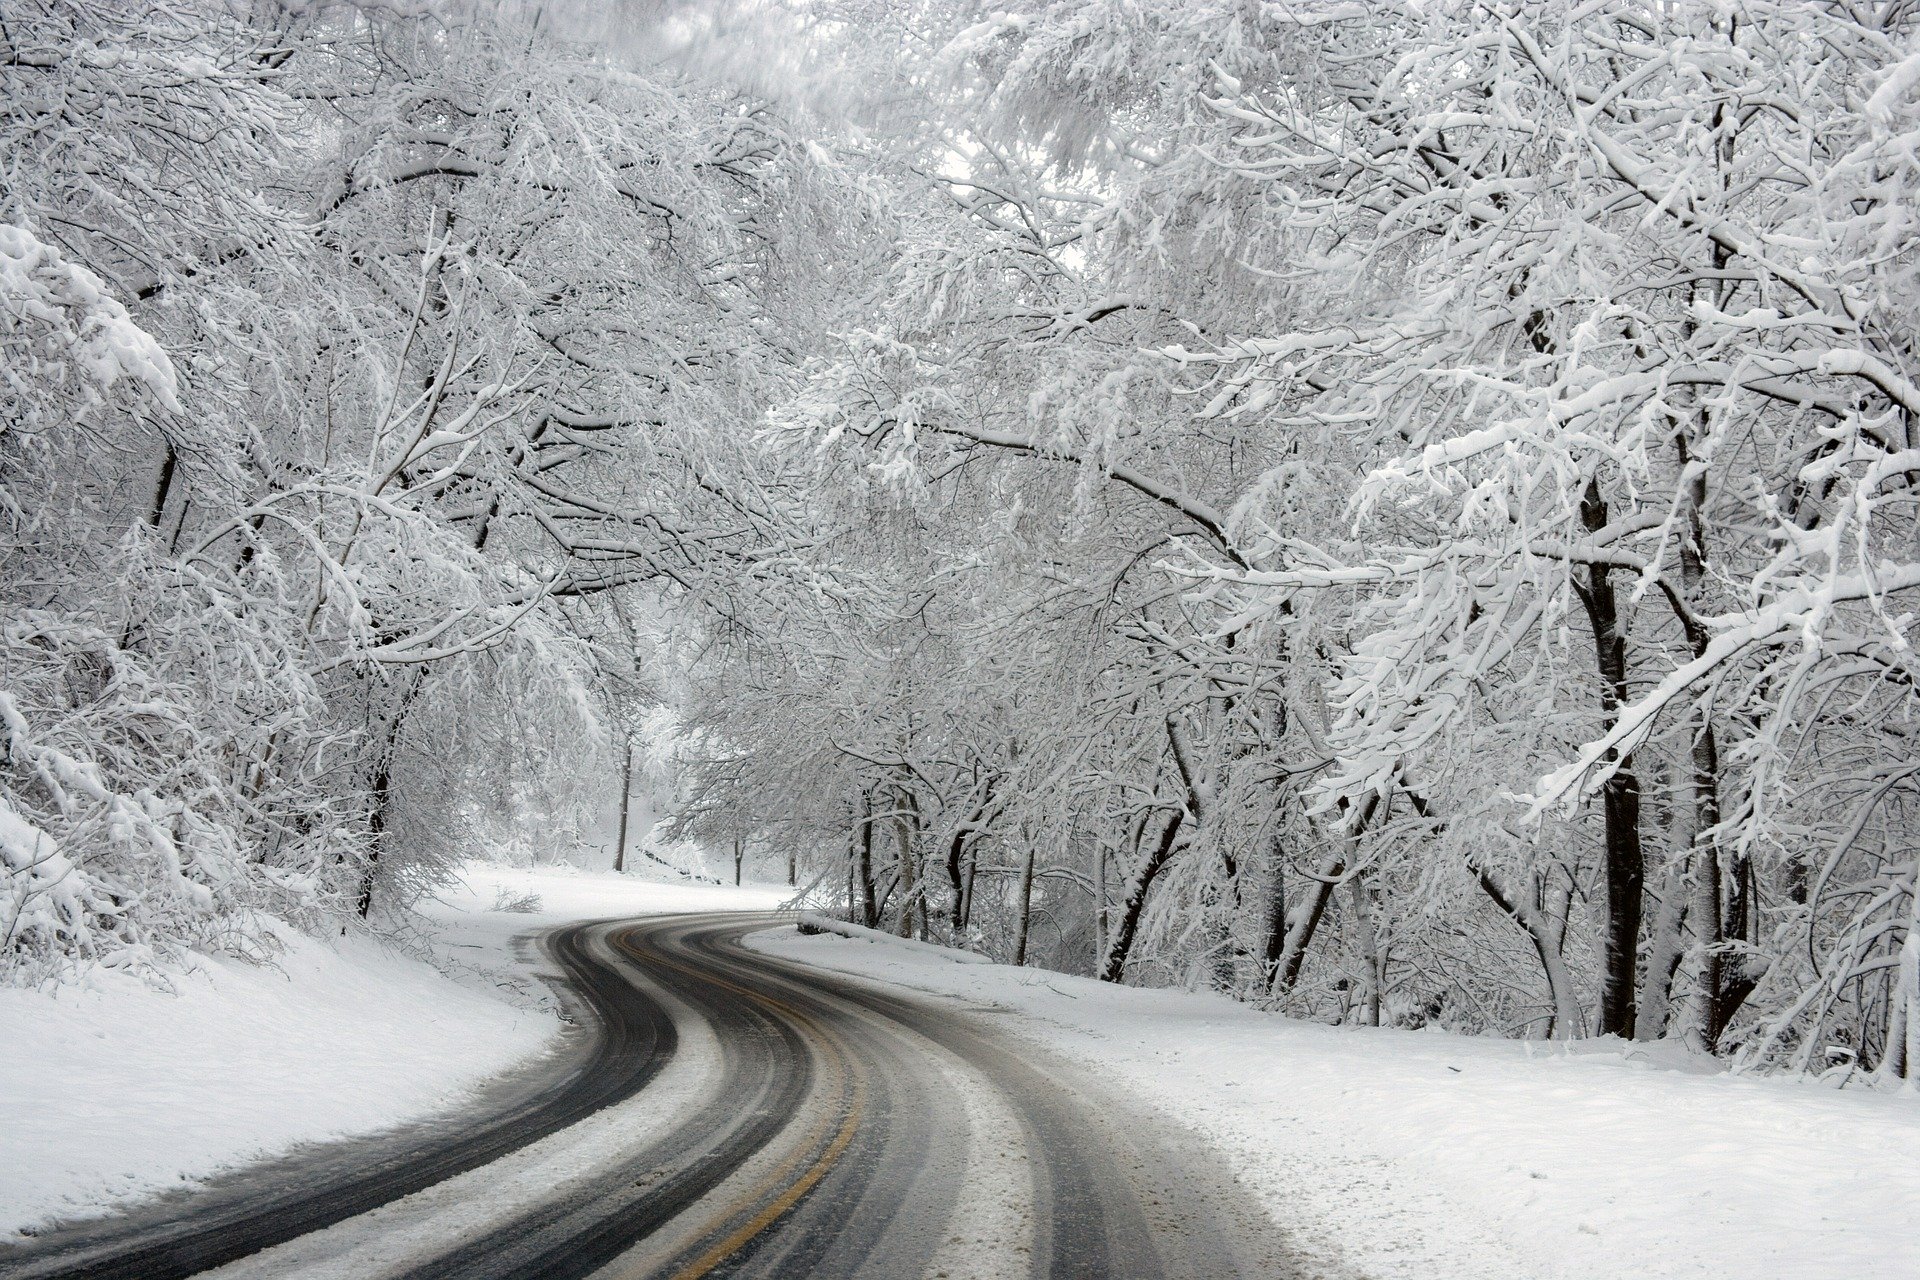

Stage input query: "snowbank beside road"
[
  {"left": 750, "top": 925, "right": 1920, "bottom": 1280},
  {"left": 431, "top": 861, "right": 791, "bottom": 926},
  {"left": 1, "top": 861, "right": 790, "bottom": 1239},
  {"left": 0, "top": 923, "right": 551, "bottom": 1239}
]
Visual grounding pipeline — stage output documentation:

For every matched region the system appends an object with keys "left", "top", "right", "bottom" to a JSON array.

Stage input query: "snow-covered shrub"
[
  {"left": 0, "top": 534, "right": 379, "bottom": 980},
  {"left": 488, "top": 886, "right": 542, "bottom": 914}
]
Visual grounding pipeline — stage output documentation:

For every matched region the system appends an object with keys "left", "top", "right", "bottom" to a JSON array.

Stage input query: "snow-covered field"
[
  {"left": 752, "top": 924, "right": 1920, "bottom": 1280},
  {"left": 0, "top": 861, "right": 790, "bottom": 1239}
]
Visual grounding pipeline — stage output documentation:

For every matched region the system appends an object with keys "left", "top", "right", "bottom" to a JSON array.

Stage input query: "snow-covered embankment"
[{"left": 1, "top": 862, "right": 788, "bottom": 1238}]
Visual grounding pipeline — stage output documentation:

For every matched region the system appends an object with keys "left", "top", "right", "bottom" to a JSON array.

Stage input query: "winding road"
[{"left": 0, "top": 914, "right": 1300, "bottom": 1279}]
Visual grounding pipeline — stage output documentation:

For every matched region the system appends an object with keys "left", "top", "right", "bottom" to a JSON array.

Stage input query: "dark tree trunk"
[
  {"left": 1577, "top": 478, "right": 1645, "bottom": 1039},
  {"left": 613, "top": 739, "right": 633, "bottom": 873},
  {"left": 1012, "top": 840, "right": 1036, "bottom": 966},
  {"left": 148, "top": 442, "right": 178, "bottom": 530},
  {"left": 1260, "top": 815, "right": 1290, "bottom": 983},
  {"left": 358, "top": 769, "right": 389, "bottom": 918},
  {"left": 960, "top": 838, "right": 979, "bottom": 933},
  {"left": 358, "top": 671, "right": 427, "bottom": 917},
  {"left": 1273, "top": 793, "right": 1379, "bottom": 994},
  {"left": 1093, "top": 835, "right": 1108, "bottom": 973},
  {"left": 1099, "top": 809, "right": 1185, "bottom": 983},
  {"left": 948, "top": 832, "right": 975, "bottom": 932},
  {"left": 1676, "top": 117, "right": 1758, "bottom": 1051},
  {"left": 893, "top": 789, "right": 925, "bottom": 940},
  {"left": 946, "top": 782, "right": 994, "bottom": 937},
  {"left": 1476, "top": 868, "right": 1585, "bottom": 1037},
  {"left": 1276, "top": 860, "right": 1339, "bottom": 992},
  {"left": 857, "top": 791, "right": 878, "bottom": 928}
]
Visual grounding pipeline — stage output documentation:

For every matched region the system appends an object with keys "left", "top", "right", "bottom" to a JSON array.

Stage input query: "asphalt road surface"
[{"left": 0, "top": 914, "right": 1303, "bottom": 1279}]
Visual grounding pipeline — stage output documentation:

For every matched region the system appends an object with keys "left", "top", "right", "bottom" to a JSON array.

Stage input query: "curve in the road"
[
  {"left": 2, "top": 914, "right": 1305, "bottom": 1280},
  {"left": 0, "top": 922, "right": 678, "bottom": 1280}
]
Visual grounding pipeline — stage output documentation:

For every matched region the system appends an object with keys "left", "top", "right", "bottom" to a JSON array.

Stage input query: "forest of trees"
[{"left": 7, "top": 0, "right": 1920, "bottom": 1083}]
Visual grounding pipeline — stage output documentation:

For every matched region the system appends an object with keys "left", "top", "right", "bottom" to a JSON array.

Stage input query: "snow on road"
[
  {"left": 751, "top": 924, "right": 1920, "bottom": 1280},
  {"left": 0, "top": 861, "right": 789, "bottom": 1239}
]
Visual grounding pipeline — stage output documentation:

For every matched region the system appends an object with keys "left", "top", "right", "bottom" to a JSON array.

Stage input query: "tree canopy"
[{"left": 7, "top": 0, "right": 1920, "bottom": 1084}]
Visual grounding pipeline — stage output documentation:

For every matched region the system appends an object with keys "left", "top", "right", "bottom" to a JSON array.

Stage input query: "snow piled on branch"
[
  {"left": 0, "top": 227, "right": 286, "bottom": 977},
  {"left": 0, "top": 222, "right": 180, "bottom": 413},
  {"left": 0, "top": 593, "right": 366, "bottom": 980}
]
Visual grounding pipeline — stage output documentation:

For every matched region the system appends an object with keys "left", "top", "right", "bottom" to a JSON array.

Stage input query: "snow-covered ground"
[
  {"left": 751, "top": 923, "right": 1920, "bottom": 1280},
  {"left": 0, "top": 861, "right": 790, "bottom": 1239},
  {"left": 14, "top": 860, "right": 1909, "bottom": 1279}
]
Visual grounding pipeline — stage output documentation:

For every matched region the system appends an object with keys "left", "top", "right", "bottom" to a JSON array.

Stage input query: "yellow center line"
[
  {"left": 610, "top": 926, "right": 870, "bottom": 1280},
  {"left": 667, "top": 1076, "right": 866, "bottom": 1280}
]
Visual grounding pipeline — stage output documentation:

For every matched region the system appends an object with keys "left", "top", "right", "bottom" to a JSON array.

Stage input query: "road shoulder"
[{"left": 748, "top": 923, "right": 1920, "bottom": 1280}]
